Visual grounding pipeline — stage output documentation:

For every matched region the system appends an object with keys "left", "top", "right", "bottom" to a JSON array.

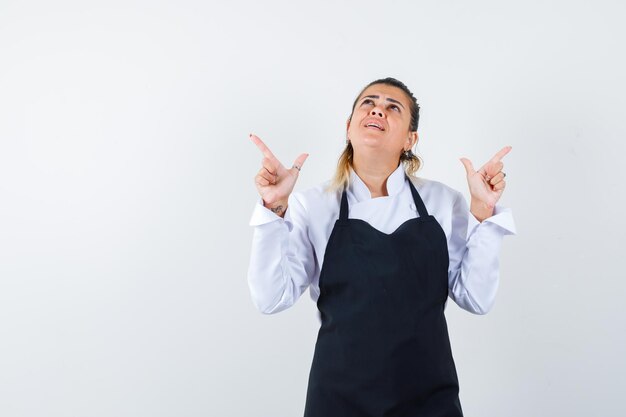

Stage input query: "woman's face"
[{"left": 347, "top": 83, "right": 417, "bottom": 161}]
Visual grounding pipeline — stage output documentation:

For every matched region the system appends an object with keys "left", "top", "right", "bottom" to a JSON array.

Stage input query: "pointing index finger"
[
  {"left": 489, "top": 146, "right": 512, "bottom": 163},
  {"left": 250, "top": 133, "right": 278, "bottom": 162}
]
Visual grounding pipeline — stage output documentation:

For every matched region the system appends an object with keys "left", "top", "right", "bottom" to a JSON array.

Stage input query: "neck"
[{"left": 352, "top": 153, "right": 400, "bottom": 198}]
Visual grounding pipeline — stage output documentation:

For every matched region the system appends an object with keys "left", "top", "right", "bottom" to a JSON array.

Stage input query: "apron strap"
[
  {"left": 339, "top": 187, "right": 349, "bottom": 222},
  {"left": 407, "top": 177, "right": 430, "bottom": 217}
]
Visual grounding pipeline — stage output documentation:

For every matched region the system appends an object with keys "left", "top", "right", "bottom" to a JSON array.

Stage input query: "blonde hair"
[{"left": 325, "top": 142, "right": 423, "bottom": 193}]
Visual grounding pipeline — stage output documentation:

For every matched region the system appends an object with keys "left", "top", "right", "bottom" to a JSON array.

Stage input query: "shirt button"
[{"left": 410, "top": 203, "right": 417, "bottom": 211}]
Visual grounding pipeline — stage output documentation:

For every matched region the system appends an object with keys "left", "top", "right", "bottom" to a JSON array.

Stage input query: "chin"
[{"left": 357, "top": 135, "right": 386, "bottom": 148}]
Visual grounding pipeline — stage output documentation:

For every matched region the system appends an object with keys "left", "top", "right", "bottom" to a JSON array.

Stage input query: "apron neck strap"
[
  {"left": 408, "top": 178, "right": 429, "bottom": 217},
  {"left": 339, "top": 185, "right": 349, "bottom": 221}
]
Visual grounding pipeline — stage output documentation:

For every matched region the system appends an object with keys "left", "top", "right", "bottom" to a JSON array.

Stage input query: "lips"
[{"left": 363, "top": 118, "right": 385, "bottom": 131}]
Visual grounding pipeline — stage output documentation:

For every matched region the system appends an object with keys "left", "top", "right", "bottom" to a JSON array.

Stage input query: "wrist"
[
  {"left": 263, "top": 198, "right": 289, "bottom": 218},
  {"left": 470, "top": 198, "right": 494, "bottom": 222}
]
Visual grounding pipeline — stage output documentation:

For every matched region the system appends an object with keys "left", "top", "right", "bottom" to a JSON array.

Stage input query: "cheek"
[{"left": 394, "top": 116, "right": 412, "bottom": 133}]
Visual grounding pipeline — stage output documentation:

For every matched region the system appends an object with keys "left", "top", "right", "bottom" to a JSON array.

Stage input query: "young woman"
[{"left": 248, "top": 77, "right": 516, "bottom": 416}]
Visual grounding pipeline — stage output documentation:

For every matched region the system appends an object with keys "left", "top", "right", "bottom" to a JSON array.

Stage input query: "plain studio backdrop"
[{"left": 1, "top": 0, "right": 625, "bottom": 416}]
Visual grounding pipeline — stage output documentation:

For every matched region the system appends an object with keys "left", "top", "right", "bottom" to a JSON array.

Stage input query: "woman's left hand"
[{"left": 459, "top": 146, "right": 512, "bottom": 222}]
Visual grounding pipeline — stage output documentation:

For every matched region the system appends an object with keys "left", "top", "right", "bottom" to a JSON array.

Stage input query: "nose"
[
  {"left": 370, "top": 102, "right": 386, "bottom": 117},
  {"left": 370, "top": 106, "right": 385, "bottom": 118}
]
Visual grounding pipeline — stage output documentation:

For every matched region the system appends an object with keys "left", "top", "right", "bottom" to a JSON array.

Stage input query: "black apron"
[{"left": 303, "top": 176, "right": 463, "bottom": 417}]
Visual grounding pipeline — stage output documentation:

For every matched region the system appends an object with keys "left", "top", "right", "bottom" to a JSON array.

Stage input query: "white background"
[{"left": 1, "top": 1, "right": 625, "bottom": 416}]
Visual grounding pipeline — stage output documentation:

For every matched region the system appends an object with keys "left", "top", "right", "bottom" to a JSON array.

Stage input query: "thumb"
[
  {"left": 459, "top": 157, "right": 475, "bottom": 176},
  {"left": 291, "top": 153, "right": 309, "bottom": 174}
]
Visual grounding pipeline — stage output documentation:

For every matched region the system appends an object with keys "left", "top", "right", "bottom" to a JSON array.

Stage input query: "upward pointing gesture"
[
  {"left": 459, "top": 146, "right": 512, "bottom": 222},
  {"left": 250, "top": 133, "right": 309, "bottom": 217}
]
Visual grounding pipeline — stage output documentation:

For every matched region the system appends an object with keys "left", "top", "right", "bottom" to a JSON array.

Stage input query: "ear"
[
  {"left": 407, "top": 131, "right": 418, "bottom": 148},
  {"left": 346, "top": 118, "right": 351, "bottom": 132}
]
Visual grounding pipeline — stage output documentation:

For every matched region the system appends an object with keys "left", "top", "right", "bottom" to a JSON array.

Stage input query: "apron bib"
[{"left": 303, "top": 176, "right": 463, "bottom": 417}]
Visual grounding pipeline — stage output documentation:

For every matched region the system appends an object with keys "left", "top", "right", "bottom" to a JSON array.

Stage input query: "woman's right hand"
[{"left": 250, "top": 133, "right": 308, "bottom": 217}]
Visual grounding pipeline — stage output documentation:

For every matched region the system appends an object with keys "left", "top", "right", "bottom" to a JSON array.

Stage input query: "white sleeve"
[
  {"left": 247, "top": 193, "right": 316, "bottom": 314},
  {"left": 447, "top": 191, "right": 517, "bottom": 315}
]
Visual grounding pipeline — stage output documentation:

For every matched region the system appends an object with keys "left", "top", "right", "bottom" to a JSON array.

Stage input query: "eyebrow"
[{"left": 361, "top": 95, "right": 405, "bottom": 109}]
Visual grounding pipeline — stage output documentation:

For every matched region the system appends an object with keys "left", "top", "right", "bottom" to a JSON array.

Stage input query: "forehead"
[{"left": 358, "top": 84, "right": 410, "bottom": 106}]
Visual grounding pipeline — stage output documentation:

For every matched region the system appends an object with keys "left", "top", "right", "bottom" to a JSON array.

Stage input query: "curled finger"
[
  {"left": 255, "top": 175, "right": 270, "bottom": 187},
  {"left": 258, "top": 168, "right": 276, "bottom": 184},
  {"left": 493, "top": 179, "right": 506, "bottom": 191},
  {"left": 262, "top": 157, "right": 277, "bottom": 175},
  {"left": 263, "top": 167, "right": 278, "bottom": 182},
  {"left": 489, "top": 172, "right": 505, "bottom": 185},
  {"left": 260, "top": 172, "right": 276, "bottom": 185}
]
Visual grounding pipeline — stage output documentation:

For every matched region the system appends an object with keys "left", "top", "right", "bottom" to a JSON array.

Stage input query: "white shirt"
[{"left": 247, "top": 163, "right": 517, "bottom": 319}]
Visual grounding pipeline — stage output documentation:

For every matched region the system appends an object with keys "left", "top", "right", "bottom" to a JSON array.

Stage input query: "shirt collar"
[{"left": 349, "top": 163, "right": 406, "bottom": 201}]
